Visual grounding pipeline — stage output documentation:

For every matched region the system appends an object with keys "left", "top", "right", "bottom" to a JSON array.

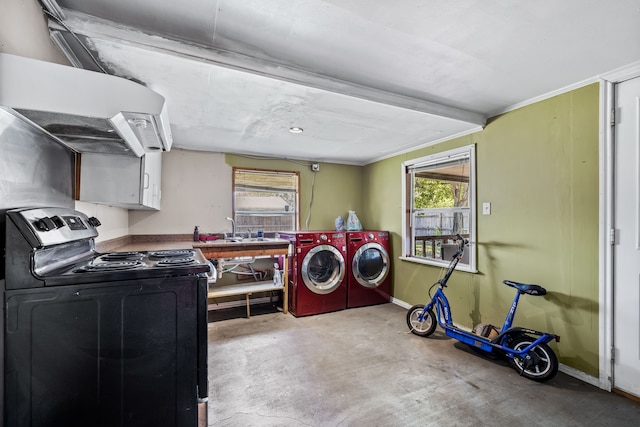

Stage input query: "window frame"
[
  {"left": 232, "top": 167, "right": 300, "bottom": 233},
  {"left": 400, "top": 144, "right": 477, "bottom": 272}
]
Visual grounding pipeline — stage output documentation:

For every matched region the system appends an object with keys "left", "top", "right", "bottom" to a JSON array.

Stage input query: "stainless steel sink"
[{"left": 221, "top": 237, "right": 272, "bottom": 243}]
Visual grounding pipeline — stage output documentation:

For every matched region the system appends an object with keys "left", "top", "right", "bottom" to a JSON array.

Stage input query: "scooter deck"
[{"left": 445, "top": 326, "right": 494, "bottom": 352}]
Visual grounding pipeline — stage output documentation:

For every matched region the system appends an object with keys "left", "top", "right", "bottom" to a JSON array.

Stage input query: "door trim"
[{"left": 599, "top": 79, "right": 615, "bottom": 392}]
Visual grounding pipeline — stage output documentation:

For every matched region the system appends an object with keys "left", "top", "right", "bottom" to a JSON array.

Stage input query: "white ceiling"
[{"left": 46, "top": 0, "right": 640, "bottom": 165}]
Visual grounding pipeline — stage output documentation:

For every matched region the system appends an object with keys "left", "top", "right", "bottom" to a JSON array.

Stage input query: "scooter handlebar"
[{"left": 455, "top": 234, "right": 469, "bottom": 250}]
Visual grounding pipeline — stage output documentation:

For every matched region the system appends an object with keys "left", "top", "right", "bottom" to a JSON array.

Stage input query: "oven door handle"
[{"left": 204, "top": 260, "right": 216, "bottom": 281}]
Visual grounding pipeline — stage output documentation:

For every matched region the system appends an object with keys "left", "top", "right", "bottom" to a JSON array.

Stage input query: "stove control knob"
[
  {"left": 34, "top": 217, "right": 56, "bottom": 231},
  {"left": 50, "top": 216, "right": 65, "bottom": 228}
]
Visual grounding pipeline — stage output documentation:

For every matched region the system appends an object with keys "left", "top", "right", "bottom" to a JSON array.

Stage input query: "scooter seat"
[{"left": 503, "top": 280, "right": 547, "bottom": 296}]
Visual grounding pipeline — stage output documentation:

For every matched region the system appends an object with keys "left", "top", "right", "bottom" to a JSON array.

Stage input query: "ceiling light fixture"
[
  {"left": 289, "top": 127, "right": 303, "bottom": 134},
  {"left": 128, "top": 118, "right": 150, "bottom": 128}
]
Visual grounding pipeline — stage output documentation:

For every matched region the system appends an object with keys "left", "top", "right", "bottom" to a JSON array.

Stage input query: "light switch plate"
[{"left": 482, "top": 202, "right": 491, "bottom": 215}]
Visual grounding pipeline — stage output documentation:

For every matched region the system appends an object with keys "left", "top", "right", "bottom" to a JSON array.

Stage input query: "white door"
[{"left": 613, "top": 76, "right": 640, "bottom": 397}]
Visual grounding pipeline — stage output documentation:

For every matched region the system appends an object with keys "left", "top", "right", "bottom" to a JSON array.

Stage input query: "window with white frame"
[
  {"left": 233, "top": 168, "right": 299, "bottom": 234},
  {"left": 402, "top": 144, "right": 476, "bottom": 271}
]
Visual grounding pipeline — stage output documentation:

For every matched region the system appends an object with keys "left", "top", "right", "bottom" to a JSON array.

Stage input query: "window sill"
[{"left": 398, "top": 256, "right": 478, "bottom": 273}]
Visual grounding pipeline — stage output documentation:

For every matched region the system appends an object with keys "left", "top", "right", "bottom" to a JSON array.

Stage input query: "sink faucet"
[{"left": 225, "top": 217, "right": 236, "bottom": 238}]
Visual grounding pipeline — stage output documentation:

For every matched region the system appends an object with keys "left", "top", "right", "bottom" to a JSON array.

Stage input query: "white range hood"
[{"left": 0, "top": 53, "right": 172, "bottom": 157}]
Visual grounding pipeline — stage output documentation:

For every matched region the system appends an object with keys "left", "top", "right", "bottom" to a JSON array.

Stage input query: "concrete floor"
[{"left": 207, "top": 303, "right": 640, "bottom": 426}]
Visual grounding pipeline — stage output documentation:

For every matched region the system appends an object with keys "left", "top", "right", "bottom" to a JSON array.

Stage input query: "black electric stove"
[
  {"left": 4, "top": 207, "right": 210, "bottom": 289},
  {"left": 2, "top": 207, "right": 209, "bottom": 426}
]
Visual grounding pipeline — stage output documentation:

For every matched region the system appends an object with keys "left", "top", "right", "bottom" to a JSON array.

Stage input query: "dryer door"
[
  {"left": 352, "top": 243, "right": 390, "bottom": 288},
  {"left": 301, "top": 245, "right": 345, "bottom": 294}
]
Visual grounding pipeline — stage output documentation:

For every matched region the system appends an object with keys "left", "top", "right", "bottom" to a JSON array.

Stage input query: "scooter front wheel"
[
  {"left": 508, "top": 336, "right": 558, "bottom": 382},
  {"left": 406, "top": 305, "right": 437, "bottom": 337}
]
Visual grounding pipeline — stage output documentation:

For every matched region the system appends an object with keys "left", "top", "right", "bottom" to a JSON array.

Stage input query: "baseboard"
[
  {"left": 392, "top": 297, "right": 603, "bottom": 389},
  {"left": 558, "top": 364, "right": 599, "bottom": 387},
  {"left": 391, "top": 297, "right": 412, "bottom": 309}
]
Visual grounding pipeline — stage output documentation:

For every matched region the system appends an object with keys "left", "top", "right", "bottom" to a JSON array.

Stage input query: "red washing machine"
[
  {"left": 346, "top": 231, "right": 391, "bottom": 308},
  {"left": 278, "top": 231, "right": 347, "bottom": 317}
]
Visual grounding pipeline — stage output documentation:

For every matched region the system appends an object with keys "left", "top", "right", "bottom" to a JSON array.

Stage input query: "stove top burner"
[
  {"left": 99, "top": 252, "right": 144, "bottom": 262},
  {"left": 75, "top": 260, "right": 146, "bottom": 272},
  {"left": 153, "top": 257, "right": 200, "bottom": 267},
  {"left": 148, "top": 249, "right": 195, "bottom": 260},
  {"left": 71, "top": 249, "right": 204, "bottom": 276}
]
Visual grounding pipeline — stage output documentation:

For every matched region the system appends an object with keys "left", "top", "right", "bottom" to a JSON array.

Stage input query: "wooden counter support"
[
  {"left": 207, "top": 281, "right": 284, "bottom": 318},
  {"left": 193, "top": 239, "right": 290, "bottom": 316}
]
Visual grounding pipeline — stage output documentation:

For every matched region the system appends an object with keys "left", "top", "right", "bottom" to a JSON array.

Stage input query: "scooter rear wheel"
[
  {"left": 508, "top": 336, "right": 558, "bottom": 382},
  {"left": 407, "top": 305, "right": 437, "bottom": 337}
]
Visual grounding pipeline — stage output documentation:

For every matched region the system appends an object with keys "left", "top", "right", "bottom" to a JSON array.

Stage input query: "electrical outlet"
[
  {"left": 311, "top": 163, "right": 320, "bottom": 172},
  {"left": 482, "top": 202, "right": 491, "bottom": 215}
]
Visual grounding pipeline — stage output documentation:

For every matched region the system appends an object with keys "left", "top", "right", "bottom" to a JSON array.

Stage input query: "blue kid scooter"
[{"left": 406, "top": 235, "right": 559, "bottom": 382}]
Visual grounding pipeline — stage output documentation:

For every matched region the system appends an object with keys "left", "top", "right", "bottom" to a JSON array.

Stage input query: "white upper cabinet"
[{"left": 79, "top": 152, "right": 162, "bottom": 210}]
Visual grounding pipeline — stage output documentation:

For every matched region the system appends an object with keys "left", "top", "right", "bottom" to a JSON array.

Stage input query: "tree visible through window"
[
  {"left": 233, "top": 168, "right": 299, "bottom": 234},
  {"left": 402, "top": 145, "right": 476, "bottom": 270}
]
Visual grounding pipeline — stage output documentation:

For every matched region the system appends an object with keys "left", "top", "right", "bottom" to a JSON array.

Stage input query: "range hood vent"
[{"left": 0, "top": 53, "right": 172, "bottom": 157}]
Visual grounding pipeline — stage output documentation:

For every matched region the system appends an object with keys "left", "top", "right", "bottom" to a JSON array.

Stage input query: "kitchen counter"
[
  {"left": 101, "top": 236, "right": 292, "bottom": 316},
  {"left": 102, "top": 235, "right": 291, "bottom": 256},
  {"left": 194, "top": 239, "right": 291, "bottom": 315},
  {"left": 192, "top": 238, "right": 290, "bottom": 258}
]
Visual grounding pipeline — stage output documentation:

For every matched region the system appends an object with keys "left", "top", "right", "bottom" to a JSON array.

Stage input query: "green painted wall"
[
  {"left": 363, "top": 83, "right": 600, "bottom": 376},
  {"left": 225, "top": 155, "right": 364, "bottom": 231}
]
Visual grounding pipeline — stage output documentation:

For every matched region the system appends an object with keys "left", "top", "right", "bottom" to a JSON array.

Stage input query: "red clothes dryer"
[
  {"left": 346, "top": 231, "right": 391, "bottom": 308},
  {"left": 279, "top": 231, "right": 347, "bottom": 317}
]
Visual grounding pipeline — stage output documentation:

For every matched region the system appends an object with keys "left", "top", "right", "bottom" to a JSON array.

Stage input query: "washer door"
[
  {"left": 301, "top": 245, "right": 345, "bottom": 294},
  {"left": 352, "top": 243, "right": 390, "bottom": 288}
]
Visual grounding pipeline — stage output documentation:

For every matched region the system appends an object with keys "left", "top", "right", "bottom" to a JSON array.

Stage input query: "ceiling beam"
[{"left": 50, "top": 10, "right": 486, "bottom": 127}]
